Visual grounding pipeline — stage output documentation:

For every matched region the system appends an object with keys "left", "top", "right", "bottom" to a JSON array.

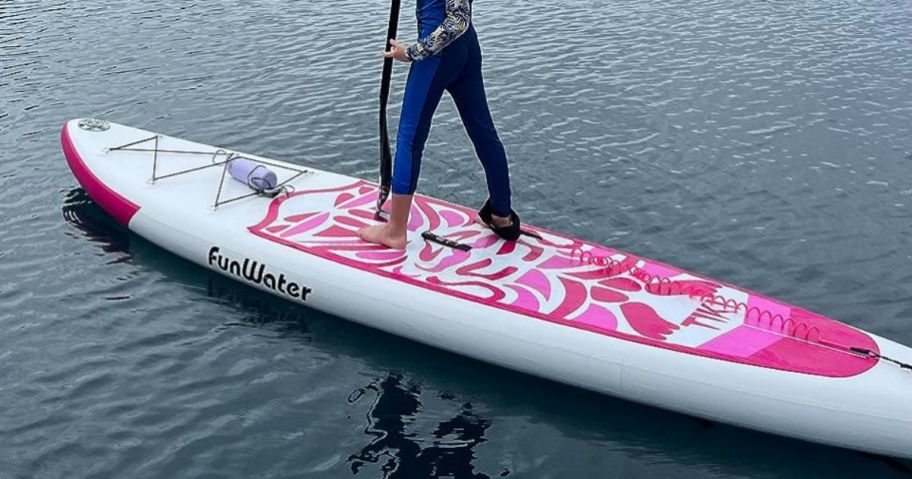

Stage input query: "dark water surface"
[{"left": 3, "top": 0, "right": 912, "bottom": 477}]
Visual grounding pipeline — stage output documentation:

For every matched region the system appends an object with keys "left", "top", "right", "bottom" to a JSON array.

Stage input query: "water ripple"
[{"left": 2, "top": 0, "right": 912, "bottom": 477}]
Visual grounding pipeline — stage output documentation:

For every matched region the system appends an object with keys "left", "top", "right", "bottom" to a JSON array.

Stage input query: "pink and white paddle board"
[{"left": 61, "top": 118, "right": 912, "bottom": 459}]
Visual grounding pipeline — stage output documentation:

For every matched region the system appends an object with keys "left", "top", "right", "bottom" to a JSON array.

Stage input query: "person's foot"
[
  {"left": 358, "top": 223, "right": 407, "bottom": 250},
  {"left": 476, "top": 199, "right": 522, "bottom": 241},
  {"left": 475, "top": 213, "right": 512, "bottom": 228},
  {"left": 490, "top": 213, "right": 512, "bottom": 228}
]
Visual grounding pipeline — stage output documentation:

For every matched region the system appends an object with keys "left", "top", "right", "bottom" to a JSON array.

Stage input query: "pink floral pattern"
[{"left": 249, "top": 180, "right": 879, "bottom": 377}]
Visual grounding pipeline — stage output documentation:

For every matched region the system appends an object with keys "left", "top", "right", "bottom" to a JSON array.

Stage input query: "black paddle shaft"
[{"left": 377, "top": 0, "right": 401, "bottom": 211}]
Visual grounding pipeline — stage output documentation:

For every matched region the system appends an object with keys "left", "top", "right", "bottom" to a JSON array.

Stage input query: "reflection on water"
[
  {"left": 61, "top": 188, "right": 132, "bottom": 258},
  {"left": 206, "top": 277, "right": 313, "bottom": 333},
  {"left": 348, "top": 374, "right": 492, "bottom": 479}
]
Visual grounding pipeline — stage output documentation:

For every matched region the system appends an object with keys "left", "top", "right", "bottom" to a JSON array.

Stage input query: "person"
[{"left": 358, "top": 0, "right": 521, "bottom": 250}]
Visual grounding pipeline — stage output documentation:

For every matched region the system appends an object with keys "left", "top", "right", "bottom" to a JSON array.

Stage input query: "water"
[{"left": 2, "top": 0, "right": 912, "bottom": 477}]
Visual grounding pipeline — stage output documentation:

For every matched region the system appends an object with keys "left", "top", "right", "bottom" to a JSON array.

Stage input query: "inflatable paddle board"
[{"left": 61, "top": 118, "right": 912, "bottom": 459}]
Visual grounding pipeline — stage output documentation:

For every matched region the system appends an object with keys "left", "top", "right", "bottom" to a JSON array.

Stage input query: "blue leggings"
[{"left": 392, "top": 26, "right": 512, "bottom": 217}]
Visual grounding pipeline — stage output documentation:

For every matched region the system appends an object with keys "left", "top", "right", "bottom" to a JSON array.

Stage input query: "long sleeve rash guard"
[{"left": 405, "top": 0, "right": 472, "bottom": 62}]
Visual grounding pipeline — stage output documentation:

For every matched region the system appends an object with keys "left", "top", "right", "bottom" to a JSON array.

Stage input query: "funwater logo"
[{"left": 207, "top": 246, "right": 313, "bottom": 302}]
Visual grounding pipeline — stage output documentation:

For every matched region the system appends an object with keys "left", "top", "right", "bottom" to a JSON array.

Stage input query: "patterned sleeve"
[{"left": 406, "top": 0, "right": 472, "bottom": 62}]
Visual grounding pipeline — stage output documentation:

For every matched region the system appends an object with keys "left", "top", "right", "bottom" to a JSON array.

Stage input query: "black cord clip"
[
  {"left": 421, "top": 231, "right": 472, "bottom": 252},
  {"left": 851, "top": 347, "right": 912, "bottom": 372}
]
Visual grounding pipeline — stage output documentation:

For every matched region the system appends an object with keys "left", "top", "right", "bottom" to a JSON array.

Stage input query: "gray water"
[{"left": 3, "top": 0, "right": 912, "bottom": 477}]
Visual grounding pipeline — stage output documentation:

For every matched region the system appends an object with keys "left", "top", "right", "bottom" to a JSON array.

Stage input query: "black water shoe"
[{"left": 478, "top": 199, "right": 522, "bottom": 241}]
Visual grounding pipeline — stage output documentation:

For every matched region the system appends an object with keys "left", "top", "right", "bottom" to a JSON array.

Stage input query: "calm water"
[{"left": 3, "top": 0, "right": 912, "bottom": 477}]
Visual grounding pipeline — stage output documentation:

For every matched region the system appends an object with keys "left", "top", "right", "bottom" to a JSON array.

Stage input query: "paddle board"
[{"left": 61, "top": 118, "right": 912, "bottom": 459}]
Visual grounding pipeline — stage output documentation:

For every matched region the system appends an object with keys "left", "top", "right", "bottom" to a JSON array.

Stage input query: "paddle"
[{"left": 377, "top": 0, "right": 401, "bottom": 212}]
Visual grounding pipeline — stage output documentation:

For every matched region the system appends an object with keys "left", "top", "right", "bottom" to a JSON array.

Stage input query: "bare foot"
[{"left": 358, "top": 223, "right": 407, "bottom": 250}]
